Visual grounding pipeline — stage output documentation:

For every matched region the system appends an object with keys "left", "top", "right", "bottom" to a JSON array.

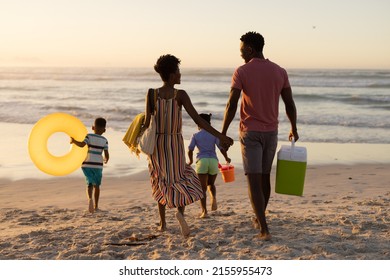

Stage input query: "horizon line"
[{"left": 0, "top": 65, "right": 389, "bottom": 71}]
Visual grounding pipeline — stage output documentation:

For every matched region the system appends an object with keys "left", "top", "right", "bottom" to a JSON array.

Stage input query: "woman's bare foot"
[
  {"left": 175, "top": 211, "right": 190, "bottom": 237},
  {"left": 157, "top": 222, "right": 166, "bottom": 232},
  {"left": 88, "top": 199, "right": 94, "bottom": 213}
]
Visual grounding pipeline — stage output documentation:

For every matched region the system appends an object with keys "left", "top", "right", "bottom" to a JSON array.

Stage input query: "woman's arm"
[
  {"left": 177, "top": 89, "right": 233, "bottom": 149},
  {"left": 143, "top": 88, "right": 154, "bottom": 128}
]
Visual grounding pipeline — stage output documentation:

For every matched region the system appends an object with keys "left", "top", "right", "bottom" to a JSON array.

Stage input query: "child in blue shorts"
[
  {"left": 71, "top": 117, "right": 109, "bottom": 213},
  {"left": 188, "top": 113, "right": 230, "bottom": 218}
]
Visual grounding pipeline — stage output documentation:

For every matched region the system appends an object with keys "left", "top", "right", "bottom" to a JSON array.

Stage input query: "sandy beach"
[
  {"left": 0, "top": 122, "right": 389, "bottom": 260},
  {"left": 1, "top": 163, "right": 389, "bottom": 260}
]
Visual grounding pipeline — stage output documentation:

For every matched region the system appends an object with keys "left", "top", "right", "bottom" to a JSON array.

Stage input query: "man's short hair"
[{"left": 240, "top": 32, "right": 265, "bottom": 53}]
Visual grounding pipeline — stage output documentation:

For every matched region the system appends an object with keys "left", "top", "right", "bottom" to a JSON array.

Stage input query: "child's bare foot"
[
  {"left": 175, "top": 212, "right": 190, "bottom": 237},
  {"left": 256, "top": 232, "right": 272, "bottom": 241},
  {"left": 88, "top": 199, "right": 94, "bottom": 213},
  {"left": 251, "top": 217, "right": 260, "bottom": 229},
  {"left": 199, "top": 210, "right": 208, "bottom": 218},
  {"left": 211, "top": 198, "right": 217, "bottom": 211}
]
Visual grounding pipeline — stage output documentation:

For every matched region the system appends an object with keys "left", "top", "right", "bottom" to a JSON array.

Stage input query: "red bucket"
[{"left": 218, "top": 164, "right": 235, "bottom": 183}]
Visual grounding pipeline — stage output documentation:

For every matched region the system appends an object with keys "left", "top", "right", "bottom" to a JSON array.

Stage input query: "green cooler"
[{"left": 275, "top": 142, "right": 307, "bottom": 196}]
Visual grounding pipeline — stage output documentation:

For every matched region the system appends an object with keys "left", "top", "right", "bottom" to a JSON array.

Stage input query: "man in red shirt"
[{"left": 222, "top": 31, "right": 299, "bottom": 241}]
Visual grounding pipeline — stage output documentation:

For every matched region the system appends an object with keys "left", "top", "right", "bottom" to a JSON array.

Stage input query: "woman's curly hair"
[{"left": 154, "top": 54, "right": 181, "bottom": 82}]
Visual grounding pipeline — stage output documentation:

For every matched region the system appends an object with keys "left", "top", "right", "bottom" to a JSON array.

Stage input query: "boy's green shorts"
[
  {"left": 195, "top": 158, "right": 219, "bottom": 175},
  {"left": 82, "top": 167, "right": 103, "bottom": 187}
]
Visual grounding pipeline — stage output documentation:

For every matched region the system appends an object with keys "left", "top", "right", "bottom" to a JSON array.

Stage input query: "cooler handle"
[{"left": 290, "top": 140, "right": 295, "bottom": 160}]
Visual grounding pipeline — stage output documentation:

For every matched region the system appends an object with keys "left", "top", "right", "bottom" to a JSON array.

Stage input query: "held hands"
[{"left": 219, "top": 134, "right": 234, "bottom": 151}]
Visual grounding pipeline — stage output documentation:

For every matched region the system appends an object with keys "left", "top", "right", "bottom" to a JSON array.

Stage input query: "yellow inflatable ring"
[{"left": 28, "top": 113, "right": 88, "bottom": 176}]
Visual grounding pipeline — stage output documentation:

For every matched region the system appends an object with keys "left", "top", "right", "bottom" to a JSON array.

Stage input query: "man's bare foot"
[
  {"left": 211, "top": 198, "right": 217, "bottom": 211},
  {"left": 256, "top": 232, "right": 272, "bottom": 241},
  {"left": 251, "top": 217, "right": 260, "bottom": 229},
  {"left": 175, "top": 212, "right": 190, "bottom": 237},
  {"left": 88, "top": 199, "right": 94, "bottom": 213},
  {"left": 199, "top": 211, "right": 208, "bottom": 218}
]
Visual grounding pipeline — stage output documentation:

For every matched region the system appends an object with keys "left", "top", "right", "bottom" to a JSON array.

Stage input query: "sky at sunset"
[{"left": 1, "top": 0, "right": 389, "bottom": 69}]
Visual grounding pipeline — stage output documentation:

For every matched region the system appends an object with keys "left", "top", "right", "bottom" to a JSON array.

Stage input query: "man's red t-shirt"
[{"left": 231, "top": 58, "right": 290, "bottom": 132}]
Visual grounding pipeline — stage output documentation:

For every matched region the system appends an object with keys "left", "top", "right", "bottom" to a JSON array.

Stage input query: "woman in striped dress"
[{"left": 143, "top": 55, "right": 233, "bottom": 237}]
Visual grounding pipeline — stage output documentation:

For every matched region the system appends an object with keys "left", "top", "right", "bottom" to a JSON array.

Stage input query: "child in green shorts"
[{"left": 188, "top": 113, "right": 230, "bottom": 218}]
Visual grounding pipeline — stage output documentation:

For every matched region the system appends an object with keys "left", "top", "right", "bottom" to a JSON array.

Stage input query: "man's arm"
[
  {"left": 280, "top": 87, "right": 299, "bottom": 142},
  {"left": 222, "top": 87, "right": 241, "bottom": 135}
]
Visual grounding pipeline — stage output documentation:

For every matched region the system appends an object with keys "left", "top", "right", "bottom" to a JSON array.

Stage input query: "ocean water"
[{"left": 1, "top": 67, "right": 389, "bottom": 144}]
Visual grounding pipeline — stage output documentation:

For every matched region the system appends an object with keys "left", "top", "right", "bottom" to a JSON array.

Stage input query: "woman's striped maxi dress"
[{"left": 149, "top": 89, "right": 203, "bottom": 208}]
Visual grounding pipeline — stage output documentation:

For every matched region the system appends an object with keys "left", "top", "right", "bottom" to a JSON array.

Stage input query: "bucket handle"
[{"left": 218, "top": 162, "right": 231, "bottom": 168}]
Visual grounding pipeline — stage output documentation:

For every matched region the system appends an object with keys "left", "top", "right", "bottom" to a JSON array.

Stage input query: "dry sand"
[{"left": 1, "top": 163, "right": 389, "bottom": 260}]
